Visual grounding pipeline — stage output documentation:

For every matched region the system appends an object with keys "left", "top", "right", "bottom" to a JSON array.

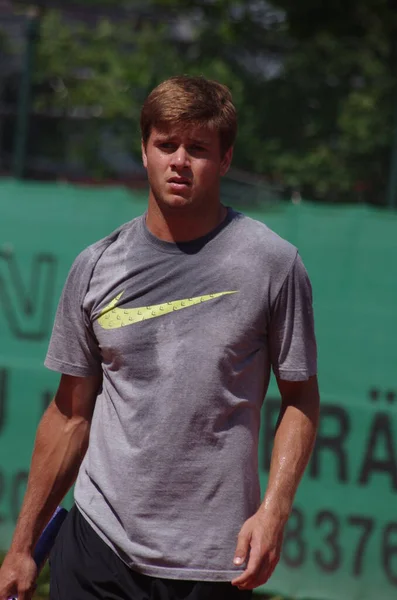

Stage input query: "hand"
[
  {"left": 0, "top": 551, "right": 37, "bottom": 600},
  {"left": 231, "top": 509, "right": 284, "bottom": 590}
]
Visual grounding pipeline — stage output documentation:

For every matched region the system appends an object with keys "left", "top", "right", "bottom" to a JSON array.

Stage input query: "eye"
[
  {"left": 189, "top": 144, "right": 206, "bottom": 152},
  {"left": 159, "top": 142, "right": 175, "bottom": 150}
]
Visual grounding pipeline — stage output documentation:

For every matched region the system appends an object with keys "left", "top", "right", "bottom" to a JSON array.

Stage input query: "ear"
[
  {"left": 220, "top": 146, "right": 233, "bottom": 177},
  {"left": 141, "top": 139, "right": 148, "bottom": 169}
]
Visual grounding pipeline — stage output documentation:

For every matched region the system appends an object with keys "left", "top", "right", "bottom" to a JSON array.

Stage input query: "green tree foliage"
[
  {"left": 265, "top": 0, "right": 397, "bottom": 202},
  {"left": 31, "top": 0, "right": 397, "bottom": 203},
  {"left": 33, "top": 10, "right": 184, "bottom": 173}
]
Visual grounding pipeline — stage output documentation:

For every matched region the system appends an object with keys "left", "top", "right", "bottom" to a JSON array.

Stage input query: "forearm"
[
  {"left": 9, "top": 400, "right": 90, "bottom": 555},
  {"left": 259, "top": 376, "right": 319, "bottom": 524}
]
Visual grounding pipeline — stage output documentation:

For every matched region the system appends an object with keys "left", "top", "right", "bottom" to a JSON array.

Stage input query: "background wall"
[{"left": 0, "top": 180, "right": 396, "bottom": 599}]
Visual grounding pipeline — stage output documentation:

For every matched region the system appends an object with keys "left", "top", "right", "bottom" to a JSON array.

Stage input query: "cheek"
[
  {"left": 147, "top": 155, "right": 167, "bottom": 181},
  {"left": 194, "top": 164, "right": 219, "bottom": 187}
]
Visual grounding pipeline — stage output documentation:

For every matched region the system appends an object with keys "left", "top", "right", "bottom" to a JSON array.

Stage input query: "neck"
[{"left": 146, "top": 195, "right": 227, "bottom": 243}]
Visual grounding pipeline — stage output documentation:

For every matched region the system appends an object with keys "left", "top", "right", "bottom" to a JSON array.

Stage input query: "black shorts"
[{"left": 49, "top": 506, "right": 252, "bottom": 600}]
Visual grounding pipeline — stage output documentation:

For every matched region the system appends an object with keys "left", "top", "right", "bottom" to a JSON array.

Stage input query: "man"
[{"left": 0, "top": 76, "right": 319, "bottom": 600}]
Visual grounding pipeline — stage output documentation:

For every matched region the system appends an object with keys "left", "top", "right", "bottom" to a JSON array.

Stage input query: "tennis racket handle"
[
  {"left": 32, "top": 506, "right": 68, "bottom": 571},
  {"left": 8, "top": 506, "right": 68, "bottom": 600}
]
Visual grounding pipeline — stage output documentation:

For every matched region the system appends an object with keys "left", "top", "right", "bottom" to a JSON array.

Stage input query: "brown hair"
[{"left": 140, "top": 75, "right": 237, "bottom": 155}]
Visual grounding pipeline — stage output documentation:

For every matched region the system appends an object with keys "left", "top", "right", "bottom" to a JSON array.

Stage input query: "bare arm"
[
  {"left": 0, "top": 373, "right": 101, "bottom": 600},
  {"left": 232, "top": 375, "right": 320, "bottom": 590},
  {"left": 261, "top": 375, "right": 320, "bottom": 524}
]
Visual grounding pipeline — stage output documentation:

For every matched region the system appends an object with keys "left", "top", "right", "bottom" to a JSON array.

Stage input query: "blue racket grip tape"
[
  {"left": 8, "top": 506, "right": 68, "bottom": 600},
  {"left": 33, "top": 506, "right": 68, "bottom": 571}
]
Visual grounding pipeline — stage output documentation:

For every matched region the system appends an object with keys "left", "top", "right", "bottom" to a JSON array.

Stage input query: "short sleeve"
[
  {"left": 269, "top": 254, "right": 317, "bottom": 381},
  {"left": 44, "top": 249, "right": 101, "bottom": 377}
]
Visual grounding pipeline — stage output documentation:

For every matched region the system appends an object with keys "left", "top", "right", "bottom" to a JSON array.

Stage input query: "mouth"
[{"left": 167, "top": 177, "right": 192, "bottom": 188}]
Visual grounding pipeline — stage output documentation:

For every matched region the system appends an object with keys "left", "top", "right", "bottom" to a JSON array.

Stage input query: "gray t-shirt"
[{"left": 45, "top": 208, "right": 317, "bottom": 581}]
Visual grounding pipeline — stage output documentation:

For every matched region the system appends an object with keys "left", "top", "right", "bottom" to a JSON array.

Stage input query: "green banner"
[
  {"left": 259, "top": 204, "right": 397, "bottom": 599},
  {"left": 0, "top": 180, "right": 396, "bottom": 600},
  {"left": 0, "top": 180, "right": 148, "bottom": 540}
]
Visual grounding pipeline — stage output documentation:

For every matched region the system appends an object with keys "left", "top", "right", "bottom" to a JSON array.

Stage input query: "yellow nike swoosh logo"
[{"left": 97, "top": 291, "right": 238, "bottom": 330}]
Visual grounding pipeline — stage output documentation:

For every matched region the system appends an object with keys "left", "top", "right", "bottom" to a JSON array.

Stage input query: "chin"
[{"left": 162, "top": 194, "right": 193, "bottom": 210}]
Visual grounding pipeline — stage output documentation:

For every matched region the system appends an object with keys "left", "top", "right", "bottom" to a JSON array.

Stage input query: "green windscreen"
[{"left": 0, "top": 180, "right": 396, "bottom": 599}]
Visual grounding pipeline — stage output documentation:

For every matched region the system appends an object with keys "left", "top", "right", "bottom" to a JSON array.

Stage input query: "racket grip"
[
  {"left": 32, "top": 506, "right": 68, "bottom": 571},
  {"left": 8, "top": 506, "right": 68, "bottom": 600}
]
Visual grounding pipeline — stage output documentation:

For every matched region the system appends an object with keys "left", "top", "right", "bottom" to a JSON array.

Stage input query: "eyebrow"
[
  {"left": 154, "top": 134, "right": 211, "bottom": 146},
  {"left": 189, "top": 138, "right": 211, "bottom": 146}
]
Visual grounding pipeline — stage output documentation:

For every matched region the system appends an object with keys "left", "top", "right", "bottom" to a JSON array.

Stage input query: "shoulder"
[
  {"left": 229, "top": 210, "right": 298, "bottom": 268},
  {"left": 65, "top": 217, "right": 141, "bottom": 288},
  {"left": 72, "top": 217, "right": 140, "bottom": 268}
]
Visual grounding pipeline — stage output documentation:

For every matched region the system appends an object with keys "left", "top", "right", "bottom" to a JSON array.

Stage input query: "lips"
[{"left": 168, "top": 177, "right": 191, "bottom": 186}]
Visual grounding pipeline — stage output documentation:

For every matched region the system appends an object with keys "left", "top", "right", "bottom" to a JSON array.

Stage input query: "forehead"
[{"left": 149, "top": 124, "right": 219, "bottom": 145}]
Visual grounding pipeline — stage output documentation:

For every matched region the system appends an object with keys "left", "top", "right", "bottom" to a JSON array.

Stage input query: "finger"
[
  {"left": 16, "top": 585, "right": 34, "bottom": 600},
  {"left": 236, "top": 567, "right": 268, "bottom": 591},
  {"left": 0, "top": 585, "right": 12, "bottom": 598},
  {"left": 1, "top": 584, "right": 18, "bottom": 600},
  {"left": 231, "top": 546, "right": 264, "bottom": 587},
  {"left": 17, "top": 589, "right": 27, "bottom": 600},
  {"left": 263, "top": 554, "right": 280, "bottom": 583},
  {"left": 233, "top": 528, "right": 251, "bottom": 567},
  {"left": 250, "top": 562, "right": 274, "bottom": 589},
  {"left": 0, "top": 589, "right": 16, "bottom": 600},
  {"left": 244, "top": 554, "right": 279, "bottom": 590}
]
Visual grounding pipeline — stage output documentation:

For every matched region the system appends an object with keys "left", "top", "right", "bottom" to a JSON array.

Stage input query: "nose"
[{"left": 171, "top": 145, "right": 189, "bottom": 168}]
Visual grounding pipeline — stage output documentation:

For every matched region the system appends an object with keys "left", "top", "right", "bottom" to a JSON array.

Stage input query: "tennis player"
[{"left": 0, "top": 75, "right": 319, "bottom": 600}]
